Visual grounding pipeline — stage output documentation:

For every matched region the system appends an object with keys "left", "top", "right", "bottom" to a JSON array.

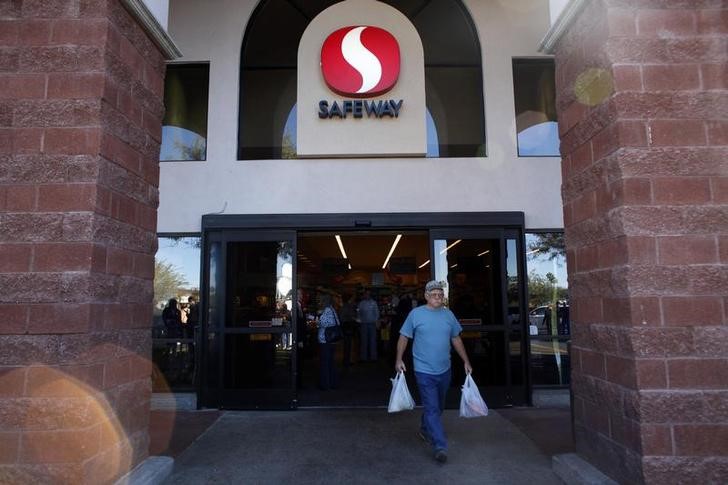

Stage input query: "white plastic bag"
[
  {"left": 387, "top": 371, "right": 415, "bottom": 413},
  {"left": 459, "top": 374, "right": 488, "bottom": 418}
]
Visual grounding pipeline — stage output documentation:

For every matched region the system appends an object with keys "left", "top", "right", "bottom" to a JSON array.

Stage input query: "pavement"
[
  {"left": 150, "top": 390, "right": 573, "bottom": 485},
  {"left": 150, "top": 409, "right": 222, "bottom": 458}
]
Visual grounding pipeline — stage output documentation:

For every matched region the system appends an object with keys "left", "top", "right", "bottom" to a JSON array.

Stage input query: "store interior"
[{"left": 295, "top": 231, "right": 430, "bottom": 406}]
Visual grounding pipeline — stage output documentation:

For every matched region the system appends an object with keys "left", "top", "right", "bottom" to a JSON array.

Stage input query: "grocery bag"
[
  {"left": 459, "top": 373, "right": 488, "bottom": 418},
  {"left": 387, "top": 371, "right": 415, "bottom": 413}
]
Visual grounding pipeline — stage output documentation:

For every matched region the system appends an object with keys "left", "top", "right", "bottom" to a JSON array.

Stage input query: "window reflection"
[
  {"left": 425, "top": 66, "right": 485, "bottom": 157},
  {"left": 530, "top": 339, "right": 570, "bottom": 386},
  {"left": 226, "top": 241, "right": 293, "bottom": 328},
  {"left": 526, "top": 232, "right": 568, "bottom": 335},
  {"left": 512, "top": 59, "right": 559, "bottom": 157},
  {"left": 526, "top": 232, "right": 569, "bottom": 387},
  {"left": 240, "top": 68, "right": 296, "bottom": 159},
  {"left": 510, "top": 330, "right": 524, "bottom": 386},
  {"left": 152, "top": 236, "right": 201, "bottom": 391},
  {"left": 282, "top": 105, "right": 297, "bottom": 159},
  {"left": 205, "top": 241, "right": 221, "bottom": 390},
  {"left": 506, "top": 239, "right": 520, "bottom": 326},
  {"left": 161, "top": 126, "right": 207, "bottom": 161},
  {"left": 161, "top": 64, "right": 209, "bottom": 161},
  {"left": 426, "top": 109, "right": 439, "bottom": 158}
]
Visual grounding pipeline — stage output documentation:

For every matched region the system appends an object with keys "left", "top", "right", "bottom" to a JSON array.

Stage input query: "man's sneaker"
[
  {"left": 418, "top": 430, "right": 431, "bottom": 444},
  {"left": 434, "top": 449, "right": 447, "bottom": 463}
]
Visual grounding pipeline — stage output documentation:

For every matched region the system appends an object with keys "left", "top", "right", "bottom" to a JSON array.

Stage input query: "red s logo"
[{"left": 321, "top": 26, "right": 400, "bottom": 97}]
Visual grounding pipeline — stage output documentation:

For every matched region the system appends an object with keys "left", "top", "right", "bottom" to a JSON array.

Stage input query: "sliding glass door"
[
  {"left": 430, "top": 229, "right": 527, "bottom": 407},
  {"left": 198, "top": 213, "right": 528, "bottom": 409},
  {"left": 202, "top": 230, "right": 297, "bottom": 409}
]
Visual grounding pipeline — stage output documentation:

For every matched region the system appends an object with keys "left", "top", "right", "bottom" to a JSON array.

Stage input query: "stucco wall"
[{"left": 158, "top": 0, "right": 563, "bottom": 232}]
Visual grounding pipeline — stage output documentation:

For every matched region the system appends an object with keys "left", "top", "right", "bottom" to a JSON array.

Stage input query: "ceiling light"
[
  {"left": 335, "top": 235, "right": 348, "bottom": 259},
  {"left": 450, "top": 263, "right": 458, "bottom": 268},
  {"left": 477, "top": 250, "right": 490, "bottom": 256},
  {"left": 382, "top": 234, "right": 402, "bottom": 269},
  {"left": 348, "top": 263, "right": 352, "bottom": 270},
  {"left": 418, "top": 260, "right": 430, "bottom": 269},
  {"left": 439, "top": 239, "right": 462, "bottom": 254}
]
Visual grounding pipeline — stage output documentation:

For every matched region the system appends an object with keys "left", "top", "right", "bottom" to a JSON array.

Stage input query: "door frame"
[
  {"left": 199, "top": 212, "right": 528, "bottom": 409},
  {"left": 202, "top": 212, "right": 524, "bottom": 231}
]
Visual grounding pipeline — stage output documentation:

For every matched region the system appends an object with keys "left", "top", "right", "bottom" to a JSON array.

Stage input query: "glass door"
[
  {"left": 202, "top": 230, "right": 297, "bottom": 409},
  {"left": 430, "top": 229, "right": 527, "bottom": 407}
]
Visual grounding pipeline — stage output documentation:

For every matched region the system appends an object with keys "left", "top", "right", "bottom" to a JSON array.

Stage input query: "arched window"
[{"left": 239, "top": 0, "right": 484, "bottom": 159}]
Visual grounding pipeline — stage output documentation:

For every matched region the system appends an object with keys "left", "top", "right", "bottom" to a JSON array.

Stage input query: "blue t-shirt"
[{"left": 399, "top": 306, "right": 462, "bottom": 375}]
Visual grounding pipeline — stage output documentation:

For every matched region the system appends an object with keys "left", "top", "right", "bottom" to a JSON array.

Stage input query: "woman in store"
[{"left": 317, "top": 294, "right": 341, "bottom": 390}]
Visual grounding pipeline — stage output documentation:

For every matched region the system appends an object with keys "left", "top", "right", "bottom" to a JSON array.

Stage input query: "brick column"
[
  {"left": 553, "top": 1, "right": 727, "bottom": 483},
  {"left": 0, "top": 1, "right": 164, "bottom": 482}
]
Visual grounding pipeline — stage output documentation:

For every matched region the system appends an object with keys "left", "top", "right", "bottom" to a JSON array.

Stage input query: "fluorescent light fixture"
[
  {"left": 382, "top": 234, "right": 402, "bottom": 269},
  {"left": 439, "top": 239, "right": 462, "bottom": 254},
  {"left": 450, "top": 263, "right": 458, "bottom": 269},
  {"left": 418, "top": 260, "right": 430, "bottom": 269},
  {"left": 477, "top": 250, "right": 490, "bottom": 256},
  {"left": 335, "top": 235, "right": 348, "bottom": 259},
  {"left": 348, "top": 263, "right": 352, "bottom": 270}
]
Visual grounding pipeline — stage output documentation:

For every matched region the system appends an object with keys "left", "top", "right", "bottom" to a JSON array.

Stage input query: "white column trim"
[
  {"left": 121, "top": 0, "right": 182, "bottom": 59},
  {"left": 538, "top": 0, "right": 587, "bottom": 54}
]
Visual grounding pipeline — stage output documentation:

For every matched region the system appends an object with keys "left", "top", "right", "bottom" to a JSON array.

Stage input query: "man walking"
[{"left": 395, "top": 280, "right": 473, "bottom": 463}]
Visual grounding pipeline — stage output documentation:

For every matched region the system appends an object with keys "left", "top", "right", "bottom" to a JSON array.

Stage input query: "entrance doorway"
[
  {"left": 199, "top": 213, "right": 528, "bottom": 410},
  {"left": 296, "top": 231, "right": 429, "bottom": 406}
]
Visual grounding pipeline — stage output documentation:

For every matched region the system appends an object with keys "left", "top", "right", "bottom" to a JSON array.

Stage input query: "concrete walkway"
[{"left": 163, "top": 409, "right": 563, "bottom": 484}]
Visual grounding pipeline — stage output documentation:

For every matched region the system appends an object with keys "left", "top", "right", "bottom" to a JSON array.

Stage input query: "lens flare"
[
  {"left": 574, "top": 68, "right": 613, "bottom": 106},
  {"left": 1, "top": 346, "right": 157, "bottom": 483}
]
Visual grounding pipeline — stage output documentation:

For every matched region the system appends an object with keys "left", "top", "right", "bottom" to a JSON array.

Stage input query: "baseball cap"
[{"left": 425, "top": 280, "right": 446, "bottom": 292}]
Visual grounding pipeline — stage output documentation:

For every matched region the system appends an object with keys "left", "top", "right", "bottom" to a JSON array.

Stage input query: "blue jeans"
[{"left": 415, "top": 369, "right": 451, "bottom": 452}]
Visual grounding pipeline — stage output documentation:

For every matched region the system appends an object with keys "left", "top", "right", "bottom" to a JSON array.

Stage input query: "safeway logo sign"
[{"left": 321, "top": 25, "right": 400, "bottom": 97}]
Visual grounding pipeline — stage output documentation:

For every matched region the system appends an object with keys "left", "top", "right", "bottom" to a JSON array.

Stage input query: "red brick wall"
[
  {"left": 0, "top": 0, "right": 164, "bottom": 482},
  {"left": 554, "top": 1, "right": 727, "bottom": 483}
]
